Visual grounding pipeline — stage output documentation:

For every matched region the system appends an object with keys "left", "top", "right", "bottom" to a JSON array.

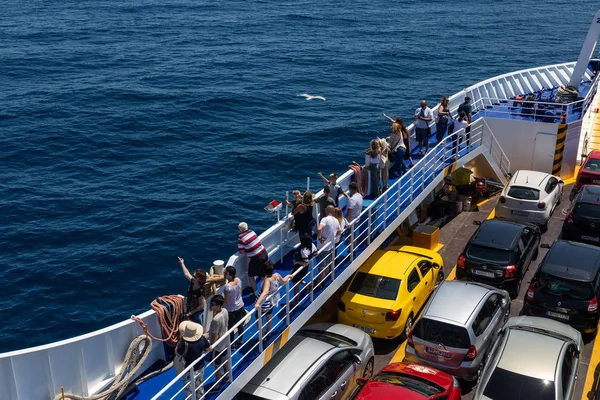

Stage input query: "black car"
[
  {"left": 563, "top": 185, "right": 600, "bottom": 245},
  {"left": 456, "top": 219, "right": 541, "bottom": 298},
  {"left": 524, "top": 240, "right": 600, "bottom": 335}
]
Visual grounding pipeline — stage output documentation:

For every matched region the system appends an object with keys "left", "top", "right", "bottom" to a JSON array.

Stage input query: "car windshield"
[
  {"left": 466, "top": 243, "right": 512, "bottom": 264},
  {"left": 538, "top": 272, "right": 594, "bottom": 300},
  {"left": 349, "top": 272, "right": 400, "bottom": 301},
  {"left": 372, "top": 372, "right": 444, "bottom": 396},
  {"left": 483, "top": 367, "right": 555, "bottom": 400},
  {"left": 297, "top": 329, "right": 356, "bottom": 348},
  {"left": 413, "top": 318, "right": 471, "bottom": 349},
  {"left": 508, "top": 186, "right": 539, "bottom": 200},
  {"left": 573, "top": 202, "right": 600, "bottom": 219},
  {"left": 584, "top": 158, "right": 600, "bottom": 172}
]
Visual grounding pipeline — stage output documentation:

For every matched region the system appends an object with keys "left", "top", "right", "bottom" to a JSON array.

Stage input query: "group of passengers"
[{"left": 172, "top": 95, "right": 475, "bottom": 396}]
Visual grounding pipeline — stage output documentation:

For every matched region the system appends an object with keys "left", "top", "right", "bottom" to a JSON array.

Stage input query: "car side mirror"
[
  {"left": 433, "top": 263, "right": 441, "bottom": 269},
  {"left": 473, "top": 220, "right": 482, "bottom": 226},
  {"left": 356, "top": 377, "right": 369, "bottom": 386},
  {"left": 353, "top": 355, "right": 362, "bottom": 365},
  {"left": 540, "top": 243, "right": 551, "bottom": 249}
]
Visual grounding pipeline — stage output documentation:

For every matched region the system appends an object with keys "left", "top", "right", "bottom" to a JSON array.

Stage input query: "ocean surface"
[{"left": 1, "top": 0, "right": 598, "bottom": 352}]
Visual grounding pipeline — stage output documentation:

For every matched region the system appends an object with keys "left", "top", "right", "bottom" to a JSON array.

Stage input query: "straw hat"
[{"left": 179, "top": 321, "right": 204, "bottom": 342}]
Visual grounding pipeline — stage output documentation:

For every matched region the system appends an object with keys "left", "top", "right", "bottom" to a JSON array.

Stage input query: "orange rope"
[{"left": 132, "top": 295, "right": 184, "bottom": 348}]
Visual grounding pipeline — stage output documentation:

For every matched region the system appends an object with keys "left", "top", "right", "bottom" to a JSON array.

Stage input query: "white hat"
[
  {"left": 238, "top": 222, "right": 249, "bottom": 232},
  {"left": 179, "top": 321, "right": 204, "bottom": 342}
]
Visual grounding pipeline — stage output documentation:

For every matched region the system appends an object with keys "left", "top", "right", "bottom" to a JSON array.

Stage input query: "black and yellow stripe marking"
[
  {"left": 443, "top": 160, "right": 458, "bottom": 178},
  {"left": 263, "top": 326, "right": 291, "bottom": 365},
  {"left": 552, "top": 124, "right": 567, "bottom": 176}
]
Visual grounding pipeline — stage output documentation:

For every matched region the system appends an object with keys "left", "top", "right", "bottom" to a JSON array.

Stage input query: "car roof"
[
  {"left": 382, "top": 362, "right": 453, "bottom": 387},
  {"left": 577, "top": 185, "right": 600, "bottom": 202},
  {"left": 542, "top": 241, "right": 600, "bottom": 281},
  {"left": 244, "top": 334, "right": 334, "bottom": 395},
  {"left": 424, "top": 281, "right": 490, "bottom": 325},
  {"left": 496, "top": 328, "right": 565, "bottom": 381},
  {"left": 359, "top": 246, "right": 432, "bottom": 279},
  {"left": 586, "top": 150, "right": 600, "bottom": 160},
  {"left": 510, "top": 170, "right": 550, "bottom": 189},
  {"left": 470, "top": 219, "right": 523, "bottom": 250}
]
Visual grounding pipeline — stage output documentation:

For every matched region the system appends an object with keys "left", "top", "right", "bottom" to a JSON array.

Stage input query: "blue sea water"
[{"left": 1, "top": 0, "right": 598, "bottom": 352}]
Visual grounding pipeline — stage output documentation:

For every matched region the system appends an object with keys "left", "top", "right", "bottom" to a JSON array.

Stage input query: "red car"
[
  {"left": 571, "top": 150, "right": 600, "bottom": 200},
  {"left": 353, "top": 362, "right": 462, "bottom": 400}
]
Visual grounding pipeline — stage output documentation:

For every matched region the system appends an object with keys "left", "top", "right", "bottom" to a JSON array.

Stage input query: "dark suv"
[
  {"left": 524, "top": 240, "right": 600, "bottom": 335},
  {"left": 456, "top": 219, "right": 541, "bottom": 298},
  {"left": 563, "top": 185, "right": 600, "bottom": 245}
]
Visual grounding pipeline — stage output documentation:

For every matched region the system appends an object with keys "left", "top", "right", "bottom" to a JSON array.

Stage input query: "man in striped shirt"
[{"left": 238, "top": 222, "right": 268, "bottom": 296}]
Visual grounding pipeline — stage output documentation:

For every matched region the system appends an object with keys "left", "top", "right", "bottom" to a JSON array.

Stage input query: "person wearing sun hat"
[{"left": 176, "top": 321, "right": 210, "bottom": 397}]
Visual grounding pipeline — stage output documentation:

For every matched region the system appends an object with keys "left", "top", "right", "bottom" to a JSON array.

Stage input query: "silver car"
[
  {"left": 238, "top": 323, "right": 375, "bottom": 400},
  {"left": 475, "top": 316, "right": 583, "bottom": 400},
  {"left": 404, "top": 280, "right": 510, "bottom": 381}
]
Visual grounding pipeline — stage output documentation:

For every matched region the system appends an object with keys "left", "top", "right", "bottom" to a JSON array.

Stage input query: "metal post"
[
  {"left": 188, "top": 369, "right": 197, "bottom": 400},
  {"left": 285, "top": 190, "right": 289, "bottom": 217},
  {"left": 309, "top": 259, "right": 314, "bottom": 302},
  {"left": 279, "top": 229, "right": 284, "bottom": 264},
  {"left": 307, "top": 177, "right": 310, "bottom": 191},
  {"left": 227, "top": 344, "right": 233, "bottom": 382},
  {"left": 257, "top": 308, "right": 264, "bottom": 353},
  {"left": 397, "top": 180, "right": 402, "bottom": 216},
  {"left": 285, "top": 280, "right": 291, "bottom": 325},
  {"left": 383, "top": 193, "right": 387, "bottom": 229},
  {"left": 350, "top": 222, "right": 355, "bottom": 263},
  {"left": 331, "top": 249, "right": 336, "bottom": 281},
  {"left": 367, "top": 208, "right": 372, "bottom": 245}
]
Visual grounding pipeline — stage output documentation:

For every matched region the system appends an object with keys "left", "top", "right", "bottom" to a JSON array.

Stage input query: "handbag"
[{"left": 174, "top": 341, "right": 188, "bottom": 375}]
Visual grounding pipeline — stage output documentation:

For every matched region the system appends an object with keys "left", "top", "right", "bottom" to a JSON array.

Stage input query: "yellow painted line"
[
  {"left": 582, "top": 324, "right": 600, "bottom": 398},
  {"left": 390, "top": 204, "right": 497, "bottom": 363},
  {"left": 280, "top": 326, "right": 290, "bottom": 346},
  {"left": 263, "top": 341, "right": 274, "bottom": 365},
  {"left": 563, "top": 165, "right": 579, "bottom": 185}
]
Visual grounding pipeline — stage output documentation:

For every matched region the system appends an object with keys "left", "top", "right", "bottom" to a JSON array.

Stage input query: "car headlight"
[{"left": 453, "top": 377, "right": 460, "bottom": 388}]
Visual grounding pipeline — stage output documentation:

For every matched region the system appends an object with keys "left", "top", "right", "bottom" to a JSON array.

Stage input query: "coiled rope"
[{"left": 54, "top": 295, "right": 184, "bottom": 400}]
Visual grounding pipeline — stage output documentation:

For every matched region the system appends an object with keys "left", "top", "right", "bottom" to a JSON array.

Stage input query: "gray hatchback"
[{"left": 404, "top": 280, "right": 511, "bottom": 381}]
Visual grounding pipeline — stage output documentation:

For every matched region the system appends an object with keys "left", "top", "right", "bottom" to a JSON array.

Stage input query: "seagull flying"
[{"left": 298, "top": 93, "right": 327, "bottom": 101}]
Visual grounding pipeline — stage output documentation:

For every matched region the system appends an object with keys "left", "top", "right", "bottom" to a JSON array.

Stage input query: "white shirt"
[
  {"left": 414, "top": 107, "right": 433, "bottom": 129},
  {"left": 210, "top": 308, "right": 230, "bottom": 352},
  {"left": 347, "top": 193, "right": 363, "bottom": 223},
  {"left": 453, "top": 119, "right": 469, "bottom": 139},
  {"left": 318, "top": 215, "right": 341, "bottom": 253},
  {"left": 223, "top": 279, "right": 244, "bottom": 312},
  {"left": 364, "top": 153, "right": 381, "bottom": 167}
]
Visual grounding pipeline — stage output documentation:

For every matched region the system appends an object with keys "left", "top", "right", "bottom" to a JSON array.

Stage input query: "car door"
[
  {"left": 406, "top": 267, "right": 426, "bottom": 310},
  {"left": 545, "top": 177, "right": 560, "bottom": 212},
  {"left": 560, "top": 344, "right": 578, "bottom": 400},
  {"left": 472, "top": 294, "right": 503, "bottom": 358},
  {"left": 325, "top": 350, "right": 357, "bottom": 400},
  {"left": 418, "top": 260, "right": 434, "bottom": 294},
  {"left": 299, "top": 361, "right": 339, "bottom": 400}
]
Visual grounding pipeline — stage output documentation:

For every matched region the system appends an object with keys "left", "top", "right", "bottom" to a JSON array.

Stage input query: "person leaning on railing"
[
  {"left": 293, "top": 191, "right": 316, "bottom": 240},
  {"left": 223, "top": 266, "right": 245, "bottom": 348},
  {"left": 318, "top": 172, "right": 349, "bottom": 207},
  {"left": 254, "top": 262, "right": 292, "bottom": 340}
]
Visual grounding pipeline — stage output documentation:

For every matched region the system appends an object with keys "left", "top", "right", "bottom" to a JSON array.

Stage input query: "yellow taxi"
[{"left": 337, "top": 245, "right": 444, "bottom": 339}]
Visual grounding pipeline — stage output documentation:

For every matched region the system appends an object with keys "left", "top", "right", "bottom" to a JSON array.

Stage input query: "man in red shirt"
[{"left": 238, "top": 222, "right": 268, "bottom": 297}]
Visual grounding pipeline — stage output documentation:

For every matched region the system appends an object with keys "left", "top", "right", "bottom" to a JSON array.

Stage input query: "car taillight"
[
  {"left": 337, "top": 301, "right": 346, "bottom": 312},
  {"left": 457, "top": 255, "right": 466, "bottom": 269},
  {"left": 504, "top": 265, "right": 517, "bottom": 278},
  {"left": 499, "top": 196, "right": 506, "bottom": 204},
  {"left": 527, "top": 283, "right": 536, "bottom": 301},
  {"left": 588, "top": 297, "right": 598, "bottom": 314},
  {"left": 465, "top": 345, "right": 477, "bottom": 361},
  {"left": 407, "top": 332, "right": 414, "bottom": 348},
  {"left": 538, "top": 202, "right": 546, "bottom": 210},
  {"left": 565, "top": 212, "right": 574, "bottom": 224},
  {"left": 385, "top": 309, "right": 401, "bottom": 321}
]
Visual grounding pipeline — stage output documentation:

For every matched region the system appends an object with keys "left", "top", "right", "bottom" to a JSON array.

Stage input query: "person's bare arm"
[
  {"left": 178, "top": 257, "right": 193, "bottom": 281},
  {"left": 255, "top": 279, "right": 271, "bottom": 308},
  {"left": 317, "top": 223, "right": 326, "bottom": 244},
  {"left": 317, "top": 172, "right": 330, "bottom": 184},
  {"left": 382, "top": 113, "right": 394, "bottom": 123}
]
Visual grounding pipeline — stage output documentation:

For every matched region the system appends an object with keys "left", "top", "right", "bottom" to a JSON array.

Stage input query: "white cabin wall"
[{"left": 484, "top": 118, "right": 559, "bottom": 174}]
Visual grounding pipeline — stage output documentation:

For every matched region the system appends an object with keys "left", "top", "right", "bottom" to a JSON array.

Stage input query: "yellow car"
[{"left": 337, "top": 245, "right": 444, "bottom": 339}]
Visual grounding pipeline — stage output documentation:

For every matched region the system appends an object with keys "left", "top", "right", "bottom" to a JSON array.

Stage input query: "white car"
[{"left": 495, "top": 170, "right": 563, "bottom": 231}]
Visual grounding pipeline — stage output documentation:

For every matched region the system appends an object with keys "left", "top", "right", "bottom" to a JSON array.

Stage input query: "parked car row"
[{"left": 239, "top": 162, "right": 599, "bottom": 400}]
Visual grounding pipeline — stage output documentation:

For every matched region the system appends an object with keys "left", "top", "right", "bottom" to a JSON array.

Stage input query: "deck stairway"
[{"left": 151, "top": 118, "right": 511, "bottom": 400}]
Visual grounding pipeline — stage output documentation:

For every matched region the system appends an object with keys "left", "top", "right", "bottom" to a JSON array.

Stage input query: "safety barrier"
[{"left": 150, "top": 118, "right": 510, "bottom": 400}]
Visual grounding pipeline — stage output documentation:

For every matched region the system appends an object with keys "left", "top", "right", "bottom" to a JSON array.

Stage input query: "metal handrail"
[{"left": 152, "top": 119, "right": 499, "bottom": 400}]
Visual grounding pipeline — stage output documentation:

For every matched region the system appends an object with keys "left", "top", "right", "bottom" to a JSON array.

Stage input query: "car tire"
[
  {"left": 362, "top": 357, "right": 374, "bottom": 378},
  {"left": 435, "top": 270, "right": 445, "bottom": 289},
  {"left": 403, "top": 313, "right": 414, "bottom": 340}
]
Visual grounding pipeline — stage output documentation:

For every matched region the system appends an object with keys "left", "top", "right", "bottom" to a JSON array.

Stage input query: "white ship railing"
[{"left": 151, "top": 118, "right": 510, "bottom": 400}]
